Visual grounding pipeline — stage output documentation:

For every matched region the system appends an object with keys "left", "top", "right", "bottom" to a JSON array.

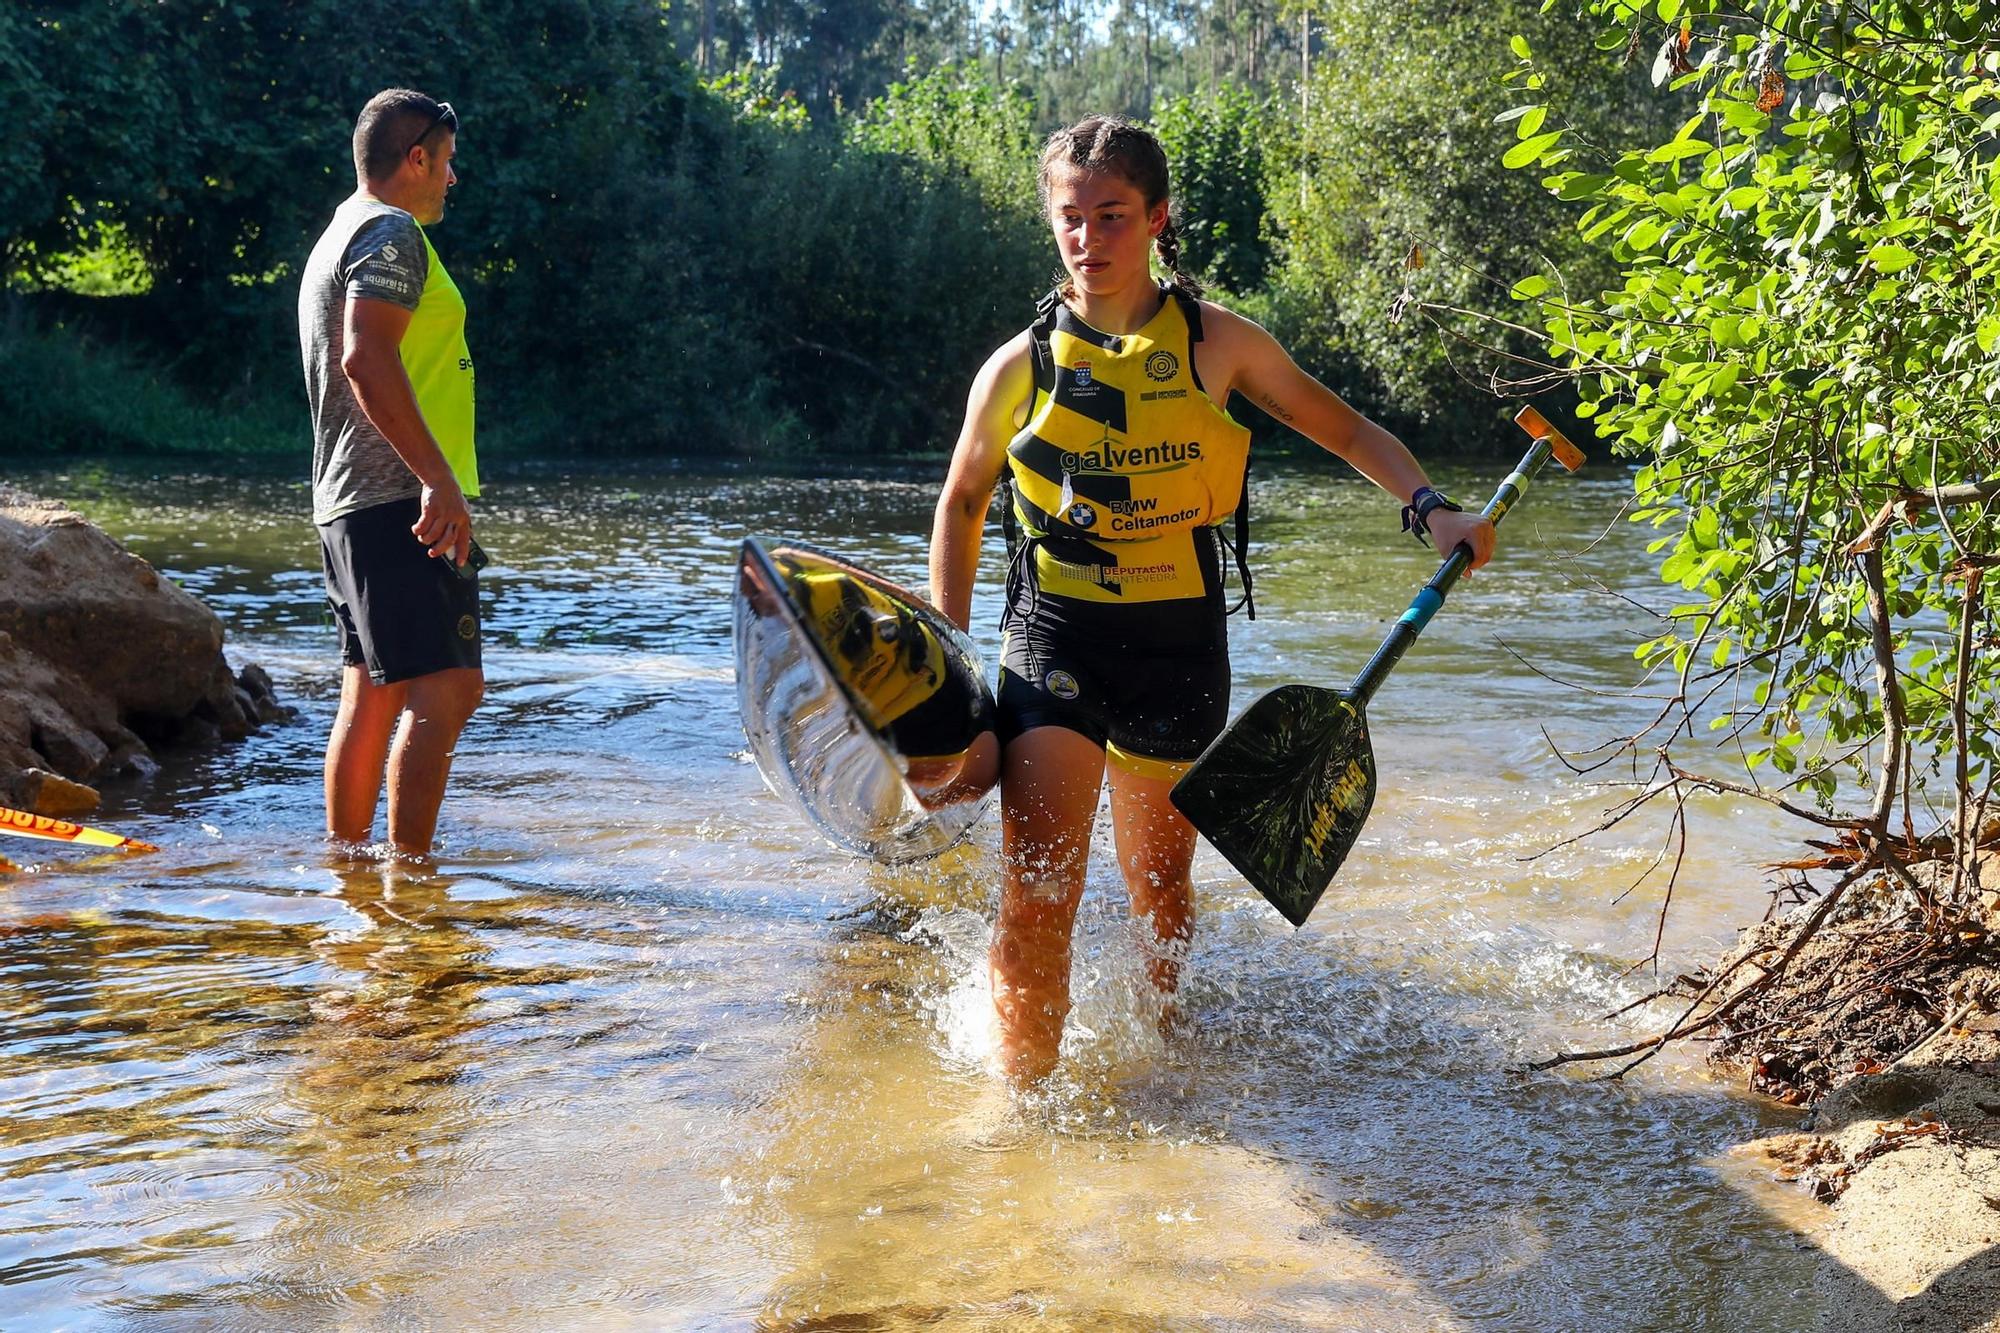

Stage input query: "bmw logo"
[{"left": 1067, "top": 502, "right": 1097, "bottom": 528}]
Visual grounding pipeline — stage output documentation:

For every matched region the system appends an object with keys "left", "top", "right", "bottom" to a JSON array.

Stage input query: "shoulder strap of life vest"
[
  {"left": 1230, "top": 454, "right": 1255, "bottom": 620},
  {"left": 1005, "top": 290, "right": 1065, "bottom": 566},
  {"left": 1027, "top": 288, "right": 1062, "bottom": 396},
  {"left": 1169, "top": 285, "right": 1256, "bottom": 619}
]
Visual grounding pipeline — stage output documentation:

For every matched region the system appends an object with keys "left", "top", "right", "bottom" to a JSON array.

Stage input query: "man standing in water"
[{"left": 298, "top": 89, "right": 482, "bottom": 855}]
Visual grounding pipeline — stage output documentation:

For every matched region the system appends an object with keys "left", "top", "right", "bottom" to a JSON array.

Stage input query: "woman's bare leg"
[
  {"left": 1106, "top": 761, "right": 1199, "bottom": 1017},
  {"left": 992, "top": 725, "right": 1105, "bottom": 1084}
]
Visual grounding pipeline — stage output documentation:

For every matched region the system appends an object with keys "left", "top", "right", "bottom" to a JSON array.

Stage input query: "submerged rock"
[{"left": 0, "top": 485, "right": 289, "bottom": 814}]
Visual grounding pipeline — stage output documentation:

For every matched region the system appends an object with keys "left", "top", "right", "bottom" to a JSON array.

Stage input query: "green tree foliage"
[
  {"left": 3, "top": 0, "right": 1691, "bottom": 462},
  {"left": 4, "top": 0, "right": 723, "bottom": 409},
  {"left": 1153, "top": 86, "right": 1272, "bottom": 293},
  {"left": 1252, "top": 0, "right": 1669, "bottom": 448},
  {"left": 1, "top": 3, "right": 1047, "bottom": 457},
  {"left": 652, "top": 0, "right": 1295, "bottom": 120},
  {"left": 846, "top": 63, "right": 1041, "bottom": 210},
  {"left": 1504, "top": 1, "right": 1999, "bottom": 893},
  {"left": 536, "top": 112, "right": 1046, "bottom": 454}
]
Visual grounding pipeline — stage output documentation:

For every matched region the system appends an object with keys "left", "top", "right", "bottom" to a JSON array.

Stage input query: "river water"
[{"left": 2, "top": 459, "right": 1833, "bottom": 1329}]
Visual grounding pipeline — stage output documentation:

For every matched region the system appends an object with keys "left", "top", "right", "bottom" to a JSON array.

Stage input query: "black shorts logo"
[
  {"left": 1045, "top": 669, "right": 1080, "bottom": 700},
  {"left": 457, "top": 614, "right": 477, "bottom": 641},
  {"left": 1144, "top": 350, "right": 1178, "bottom": 382}
]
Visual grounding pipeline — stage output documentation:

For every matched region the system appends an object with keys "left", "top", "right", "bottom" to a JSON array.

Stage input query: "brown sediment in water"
[{"left": 1715, "top": 873, "right": 2000, "bottom": 1330}]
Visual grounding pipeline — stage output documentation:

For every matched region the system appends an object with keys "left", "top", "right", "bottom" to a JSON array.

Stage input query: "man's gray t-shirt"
[{"left": 299, "top": 195, "right": 430, "bottom": 525}]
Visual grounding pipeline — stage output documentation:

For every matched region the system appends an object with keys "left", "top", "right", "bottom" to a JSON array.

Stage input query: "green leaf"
[
  {"left": 1516, "top": 106, "right": 1548, "bottom": 139},
  {"left": 1624, "top": 216, "right": 1667, "bottom": 250},
  {"left": 1719, "top": 100, "right": 1771, "bottom": 133},
  {"left": 1510, "top": 33, "right": 1532, "bottom": 60},
  {"left": 1553, "top": 172, "right": 1613, "bottom": 201},
  {"left": 1868, "top": 242, "right": 1919, "bottom": 272},
  {"left": 1503, "top": 131, "right": 1564, "bottom": 168},
  {"left": 1511, "top": 273, "right": 1552, "bottom": 300},
  {"left": 1647, "top": 139, "right": 1714, "bottom": 164}
]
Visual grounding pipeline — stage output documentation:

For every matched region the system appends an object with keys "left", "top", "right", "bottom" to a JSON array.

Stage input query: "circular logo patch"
[
  {"left": 456, "top": 614, "right": 477, "bottom": 641},
  {"left": 1144, "top": 349, "right": 1179, "bottom": 382},
  {"left": 1067, "top": 502, "right": 1097, "bottom": 528},
  {"left": 1045, "top": 669, "right": 1080, "bottom": 700}
]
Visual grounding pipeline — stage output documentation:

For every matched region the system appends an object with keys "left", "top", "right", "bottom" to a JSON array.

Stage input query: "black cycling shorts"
[
  {"left": 319, "top": 495, "right": 482, "bottom": 685},
  {"left": 997, "top": 604, "right": 1229, "bottom": 780}
]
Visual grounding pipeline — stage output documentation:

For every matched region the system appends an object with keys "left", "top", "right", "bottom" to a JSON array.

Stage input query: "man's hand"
[
  {"left": 413, "top": 480, "right": 473, "bottom": 565},
  {"left": 1428, "top": 509, "right": 1496, "bottom": 572}
]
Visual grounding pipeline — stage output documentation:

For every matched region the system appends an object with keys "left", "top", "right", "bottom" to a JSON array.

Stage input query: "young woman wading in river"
[{"left": 929, "top": 115, "right": 1498, "bottom": 1084}]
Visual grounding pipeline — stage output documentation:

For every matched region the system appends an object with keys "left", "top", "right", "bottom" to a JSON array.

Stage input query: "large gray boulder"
[{"left": 0, "top": 486, "right": 286, "bottom": 813}]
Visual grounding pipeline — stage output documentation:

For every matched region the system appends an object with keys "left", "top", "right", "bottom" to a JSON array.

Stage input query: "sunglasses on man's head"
[{"left": 404, "top": 101, "right": 457, "bottom": 158}]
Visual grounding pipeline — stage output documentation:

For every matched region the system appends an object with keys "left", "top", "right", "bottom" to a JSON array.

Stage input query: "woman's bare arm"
[
  {"left": 1203, "top": 305, "right": 1495, "bottom": 568},
  {"left": 930, "top": 332, "right": 1036, "bottom": 629}
]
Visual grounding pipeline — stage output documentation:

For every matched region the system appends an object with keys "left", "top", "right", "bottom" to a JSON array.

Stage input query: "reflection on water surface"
[{"left": 0, "top": 462, "right": 1828, "bottom": 1329}]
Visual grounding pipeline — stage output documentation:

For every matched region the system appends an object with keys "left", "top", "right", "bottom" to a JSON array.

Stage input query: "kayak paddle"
[
  {"left": 1170, "top": 406, "right": 1585, "bottom": 926},
  {"left": 0, "top": 806, "right": 159, "bottom": 855}
]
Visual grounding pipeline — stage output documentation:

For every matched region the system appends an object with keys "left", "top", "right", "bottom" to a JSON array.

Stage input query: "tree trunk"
[{"left": 1142, "top": 0, "right": 1152, "bottom": 116}]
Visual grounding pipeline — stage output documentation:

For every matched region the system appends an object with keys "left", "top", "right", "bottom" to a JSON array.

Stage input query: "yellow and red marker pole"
[{"left": 0, "top": 806, "right": 158, "bottom": 855}]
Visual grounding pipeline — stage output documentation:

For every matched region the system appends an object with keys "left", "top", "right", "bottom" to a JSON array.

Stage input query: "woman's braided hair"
[{"left": 1037, "top": 114, "right": 1204, "bottom": 303}]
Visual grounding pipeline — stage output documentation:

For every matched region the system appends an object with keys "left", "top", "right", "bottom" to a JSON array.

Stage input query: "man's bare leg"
[
  {"left": 326, "top": 665, "right": 409, "bottom": 844},
  {"left": 385, "top": 666, "right": 484, "bottom": 855}
]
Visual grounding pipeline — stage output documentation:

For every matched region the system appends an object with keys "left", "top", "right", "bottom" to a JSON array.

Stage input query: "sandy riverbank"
[
  {"left": 1723, "top": 898, "right": 2000, "bottom": 1332},
  {"left": 1745, "top": 1034, "right": 2000, "bottom": 1331}
]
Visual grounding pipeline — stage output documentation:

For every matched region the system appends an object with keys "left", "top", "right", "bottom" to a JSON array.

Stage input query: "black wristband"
[{"left": 1400, "top": 486, "right": 1463, "bottom": 546}]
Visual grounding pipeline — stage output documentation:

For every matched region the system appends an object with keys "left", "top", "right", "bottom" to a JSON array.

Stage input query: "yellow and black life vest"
[
  {"left": 1004, "top": 286, "right": 1254, "bottom": 611},
  {"left": 784, "top": 564, "right": 948, "bottom": 730}
]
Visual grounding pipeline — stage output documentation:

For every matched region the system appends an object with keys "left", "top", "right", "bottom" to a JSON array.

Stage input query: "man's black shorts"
[{"left": 319, "top": 495, "right": 482, "bottom": 685}]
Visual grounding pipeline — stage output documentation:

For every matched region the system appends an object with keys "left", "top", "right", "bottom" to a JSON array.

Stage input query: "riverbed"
[{"left": 1, "top": 459, "right": 1831, "bottom": 1329}]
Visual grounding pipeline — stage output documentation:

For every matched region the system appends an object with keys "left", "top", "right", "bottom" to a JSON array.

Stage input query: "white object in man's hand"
[{"left": 413, "top": 480, "right": 473, "bottom": 565}]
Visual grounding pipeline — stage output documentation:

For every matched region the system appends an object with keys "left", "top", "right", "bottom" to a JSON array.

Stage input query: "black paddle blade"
[{"left": 1170, "top": 685, "right": 1377, "bottom": 927}]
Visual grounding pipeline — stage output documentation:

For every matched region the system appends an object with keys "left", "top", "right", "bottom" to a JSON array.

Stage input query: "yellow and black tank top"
[{"left": 1005, "top": 286, "right": 1252, "bottom": 610}]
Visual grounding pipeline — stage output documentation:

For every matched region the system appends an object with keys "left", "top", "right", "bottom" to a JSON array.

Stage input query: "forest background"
[{"left": 1, "top": 0, "right": 1668, "bottom": 460}]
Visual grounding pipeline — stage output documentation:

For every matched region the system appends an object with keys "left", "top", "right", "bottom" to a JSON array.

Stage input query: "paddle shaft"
[{"left": 1348, "top": 435, "right": 1562, "bottom": 708}]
